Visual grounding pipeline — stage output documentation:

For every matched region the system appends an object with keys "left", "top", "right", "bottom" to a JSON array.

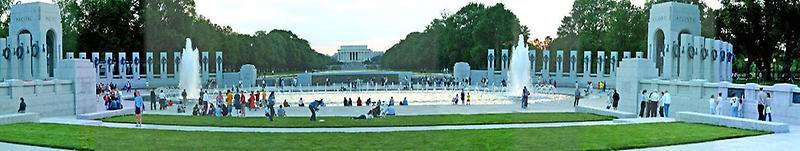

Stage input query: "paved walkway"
[{"left": 630, "top": 125, "right": 800, "bottom": 151}]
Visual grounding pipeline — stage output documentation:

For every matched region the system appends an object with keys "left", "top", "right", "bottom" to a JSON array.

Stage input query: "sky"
[{"left": 21, "top": 0, "right": 721, "bottom": 55}]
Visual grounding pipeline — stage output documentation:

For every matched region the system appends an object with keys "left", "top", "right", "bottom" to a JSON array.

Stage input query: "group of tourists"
[
  {"left": 352, "top": 99, "right": 397, "bottom": 120},
  {"left": 708, "top": 87, "right": 773, "bottom": 121},
  {"left": 344, "top": 96, "right": 408, "bottom": 107},
  {"left": 102, "top": 89, "right": 124, "bottom": 110},
  {"left": 453, "top": 89, "right": 472, "bottom": 105},
  {"left": 638, "top": 90, "right": 672, "bottom": 118}
]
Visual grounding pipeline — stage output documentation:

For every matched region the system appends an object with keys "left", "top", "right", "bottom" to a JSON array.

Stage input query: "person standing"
[
  {"left": 661, "top": 91, "right": 671, "bottom": 117},
  {"left": 134, "top": 91, "right": 144, "bottom": 127},
  {"left": 612, "top": 90, "right": 620, "bottom": 110},
  {"left": 266, "top": 92, "right": 276, "bottom": 121},
  {"left": 460, "top": 89, "right": 465, "bottom": 105},
  {"left": 766, "top": 93, "right": 773, "bottom": 121},
  {"left": 730, "top": 93, "right": 740, "bottom": 117},
  {"left": 17, "top": 97, "right": 26, "bottom": 113},
  {"left": 159, "top": 90, "right": 167, "bottom": 110},
  {"left": 574, "top": 82, "right": 581, "bottom": 107},
  {"left": 640, "top": 90, "right": 648, "bottom": 117},
  {"left": 521, "top": 86, "right": 530, "bottom": 109},
  {"left": 648, "top": 91, "right": 660, "bottom": 118},
  {"left": 466, "top": 93, "right": 471, "bottom": 105},
  {"left": 150, "top": 89, "right": 157, "bottom": 110},
  {"left": 708, "top": 95, "right": 716, "bottom": 114},
  {"left": 756, "top": 88, "right": 767, "bottom": 121}
]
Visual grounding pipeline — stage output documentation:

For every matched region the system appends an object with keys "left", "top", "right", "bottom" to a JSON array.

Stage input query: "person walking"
[
  {"left": 574, "top": 83, "right": 581, "bottom": 107},
  {"left": 134, "top": 91, "right": 144, "bottom": 127},
  {"left": 17, "top": 97, "right": 26, "bottom": 113},
  {"left": 640, "top": 90, "right": 648, "bottom": 117},
  {"left": 756, "top": 88, "right": 767, "bottom": 121},
  {"left": 612, "top": 90, "right": 620, "bottom": 110},
  {"left": 661, "top": 91, "right": 671, "bottom": 117}
]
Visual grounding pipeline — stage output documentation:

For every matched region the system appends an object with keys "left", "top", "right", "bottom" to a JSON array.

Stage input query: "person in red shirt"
[{"left": 356, "top": 97, "right": 363, "bottom": 106}]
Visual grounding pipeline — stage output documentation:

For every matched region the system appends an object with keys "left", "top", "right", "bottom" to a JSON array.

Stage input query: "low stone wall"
[
  {"left": 0, "top": 113, "right": 39, "bottom": 125},
  {"left": 77, "top": 108, "right": 134, "bottom": 120},
  {"left": 676, "top": 111, "right": 790, "bottom": 133},
  {"left": 575, "top": 105, "right": 638, "bottom": 118}
]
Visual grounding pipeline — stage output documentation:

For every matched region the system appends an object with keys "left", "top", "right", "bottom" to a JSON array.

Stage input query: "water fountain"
[
  {"left": 507, "top": 34, "right": 531, "bottom": 96},
  {"left": 178, "top": 38, "right": 201, "bottom": 99}
]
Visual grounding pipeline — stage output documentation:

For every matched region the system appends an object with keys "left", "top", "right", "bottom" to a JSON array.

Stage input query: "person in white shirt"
[
  {"left": 708, "top": 95, "right": 716, "bottom": 114},
  {"left": 756, "top": 88, "right": 768, "bottom": 121},
  {"left": 730, "top": 94, "right": 740, "bottom": 117},
  {"left": 648, "top": 91, "right": 661, "bottom": 118},
  {"left": 661, "top": 91, "right": 671, "bottom": 117}
]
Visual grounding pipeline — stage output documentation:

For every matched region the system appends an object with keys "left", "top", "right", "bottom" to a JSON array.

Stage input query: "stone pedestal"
[
  {"left": 615, "top": 59, "right": 658, "bottom": 114},
  {"left": 55, "top": 59, "right": 97, "bottom": 114},
  {"left": 623, "top": 52, "right": 631, "bottom": 59},
  {"left": 542, "top": 51, "right": 549, "bottom": 79},
  {"left": 610, "top": 51, "right": 618, "bottom": 77},
  {"left": 78, "top": 52, "right": 86, "bottom": 59},
  {"left": 118, "top": 52, "right": 127, "bottom": 80},
  {"left": 635, "top": 52, "right": 643, "bottom": 58}
]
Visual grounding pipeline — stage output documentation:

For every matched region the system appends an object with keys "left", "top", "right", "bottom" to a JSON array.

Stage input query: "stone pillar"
[
  {"left": 679, "top": 34, "right": 691, "bottom": 81},
  {"left": 569, "top": 50, "right": 578, "bottom": 79},
  {"left": 703, "top": 38, "right": 714, "bottom": 81},
  {"left": 623, "top": 51, "right": 631, "bottom": 59},
  {"left": 215, "top": 51, "right": 223, "bottom": 82},
  {"left": 501, "top": 49, "right": 509, "bottom": 79},
  {"left": 542, "top": 50, "right": 550, "bottom": 79},
  {"left": 610, "top": 51, "right": 618, "bottom": 77},
  {"left": 713, "top": 40, "right": 722, "bottom": 82},
  {"left": 79, "top": 52, "right": 86, "bottom": 59},
  {"left": 105, "top": 52, "right": 113, "bottom": 81},
  {"left": 202, "top": 51, "right": 210, "bottom": 82},
  {"left": 597, "top": 51, "right": 605, "bottom": 76},
  {"left": 160, "top": 52, "right": 168, "bottom": 80},
  {"left": 556, "top": 50, "right": 564, "bottom": 78},
  {"left": 35, "top": 41, "right": 47, "bottom": 79},
  {"left": 118, "top": 52, "right": 127, "bottom": 80},
  {"left": 66, "top": 52, "right": 74, "bottom": 59},
  {"left": 692, "top": 36, "right": 704, "bottom": 80},
  {"left": 635, "top": 52, "right": 643, "bottom": 58},
  {"left": 583, "top": 51, "right": 591, "bottom": 78},
  {"left": 487, "top": 49, "right": 495, "bottom": 83},
  {"left": 20, "top": 34, "right": 32, "bottom": 81},
  {"left": 174, "top": 51, "right": 180, "bottom": 80},
  {"left": 0, "top": 38, "right": 7, "bottom": 81},
  {"left": 133, "top": 52, "right": 141, "bottom": 80},
  {"left": 725, "top": 42, "right": 733, "bottom": 81},
  {"left": 529, "top": 49, "right": 536, "bottom": 76},
  {"left": 91, "top": 52, "right": 99, "bottom": 80},
  {"left": 146, "top": 52, "right": 154, "bottom": 80}
]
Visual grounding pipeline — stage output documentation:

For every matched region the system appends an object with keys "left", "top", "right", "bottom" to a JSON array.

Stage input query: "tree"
[{"left": 0, "top": 0, "right": 19, "bottom": 37}]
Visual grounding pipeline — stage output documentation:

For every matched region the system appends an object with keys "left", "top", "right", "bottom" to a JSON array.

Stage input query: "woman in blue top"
[{"left": 134, "top": 90, "right": 144, "bottom": 127}]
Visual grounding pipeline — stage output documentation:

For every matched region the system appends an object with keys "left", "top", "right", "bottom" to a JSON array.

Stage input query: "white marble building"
[{"left": 332, "top": 45, "right": 382, "bottom": 63}]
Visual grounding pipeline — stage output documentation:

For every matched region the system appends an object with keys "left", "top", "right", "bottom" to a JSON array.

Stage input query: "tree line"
[{"left": 0, "top": 0, "right": 335, "bottom": 73}]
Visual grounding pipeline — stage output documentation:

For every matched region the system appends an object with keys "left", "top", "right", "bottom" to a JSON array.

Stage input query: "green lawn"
[
  {"left": 101, "top": 113, "right": 614, "bottom": 128},
  {"left": 0, "top": 122, "right": 767, "bottom": 151}
]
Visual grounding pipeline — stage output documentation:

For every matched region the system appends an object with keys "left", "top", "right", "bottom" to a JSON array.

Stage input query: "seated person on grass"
[{"left": 277, "top": 105, "right": 286, "bottom": 118}]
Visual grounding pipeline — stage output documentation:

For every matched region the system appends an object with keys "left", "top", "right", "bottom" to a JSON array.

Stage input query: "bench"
[
  {"left": 0, "top": 113, "right": 40, "bottom": 125},
  {"left": 575, "top": 105, "right": 638, "bottom": 118},
  {"left": 676, "top": 111, "right": 790, "bottom": 133},
  {"left": 78, "top": 108, "right": 134, "bottom": 120}
]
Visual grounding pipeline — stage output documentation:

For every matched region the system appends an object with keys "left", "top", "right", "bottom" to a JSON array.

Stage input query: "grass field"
[
  {"left": 0, "top": 122, "right": 767, "bottom": 150},
  {"left": 101, "top": 112, "right": 614, "bottom": 128}
]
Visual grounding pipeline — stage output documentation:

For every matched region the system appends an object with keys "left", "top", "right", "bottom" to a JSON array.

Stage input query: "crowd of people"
[
  {"left": 705, "top": 87, "right": 774, "bottom": 121},
  {"left": 638, "top": 89, "right": 672, "bottom": 118}
]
